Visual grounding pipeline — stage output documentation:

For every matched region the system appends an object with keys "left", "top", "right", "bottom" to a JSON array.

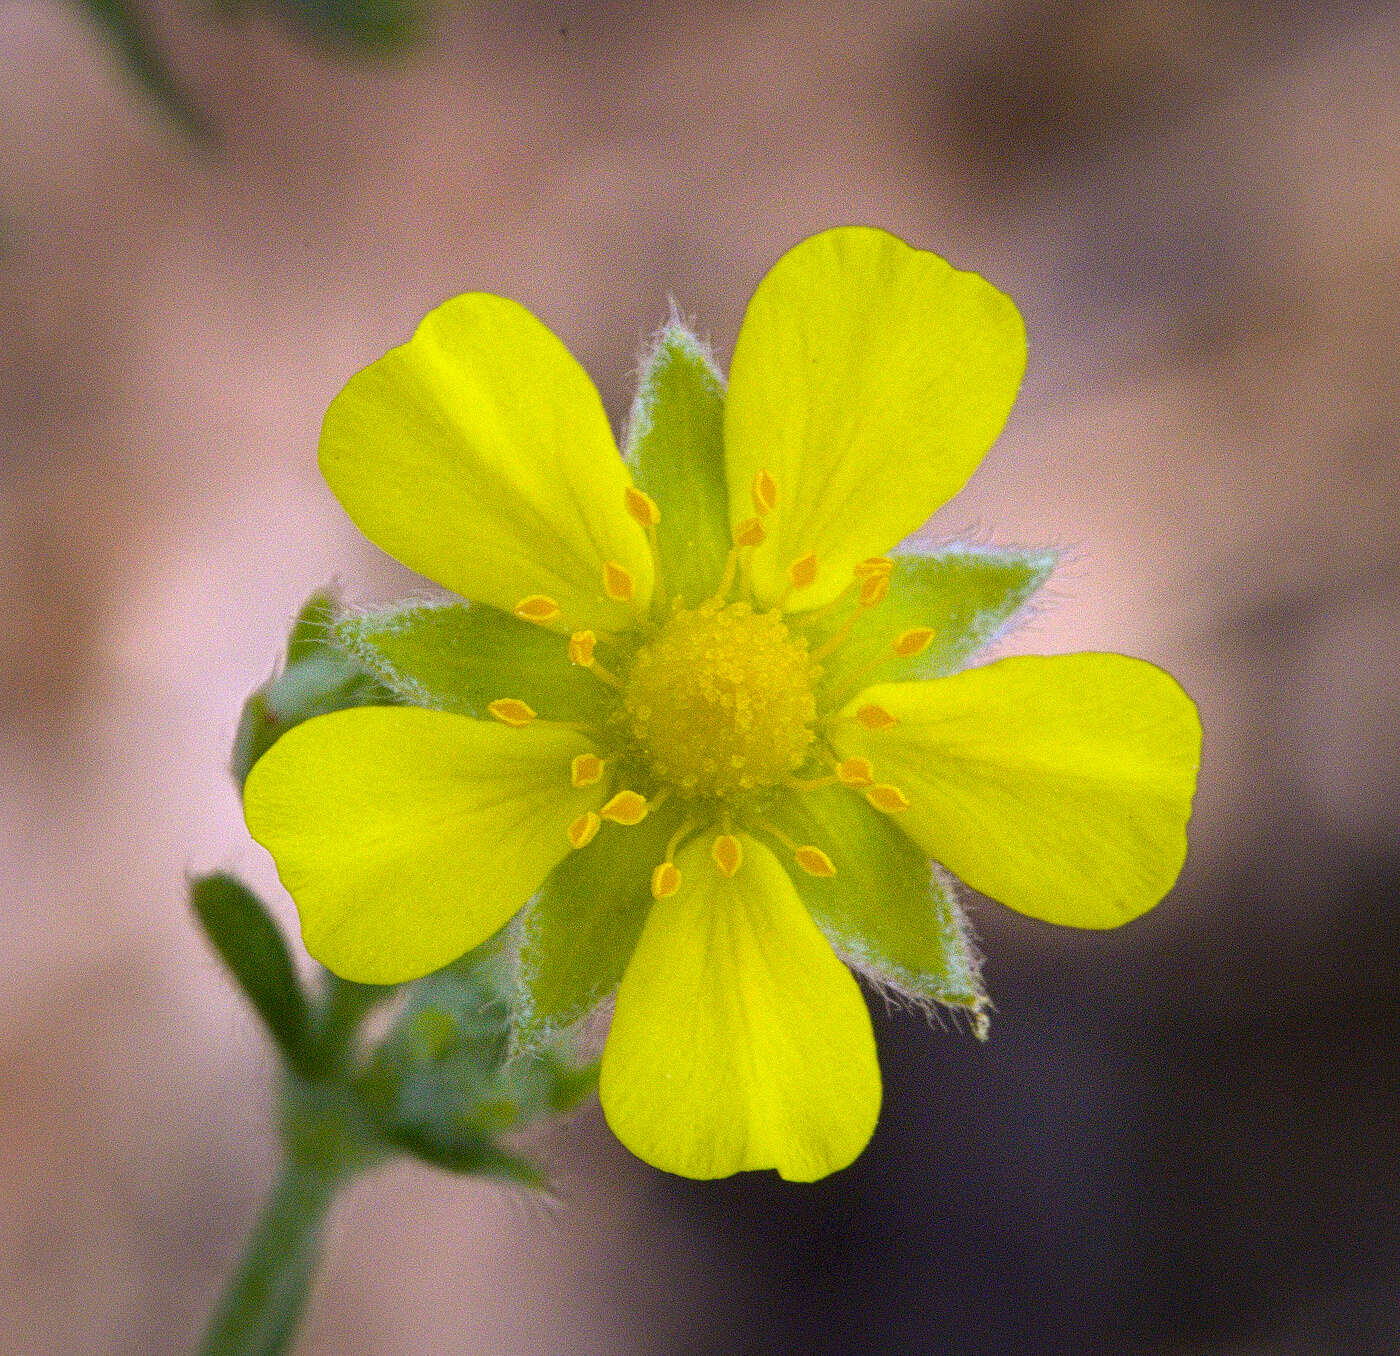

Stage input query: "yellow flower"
[{"left": 244, "top": 227, "right": 1201, "bottom": 1182}]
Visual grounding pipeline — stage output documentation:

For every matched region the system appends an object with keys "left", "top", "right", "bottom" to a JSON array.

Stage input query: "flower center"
[{"left": 622, "top": 600, "right": 817, "bottom": 798}]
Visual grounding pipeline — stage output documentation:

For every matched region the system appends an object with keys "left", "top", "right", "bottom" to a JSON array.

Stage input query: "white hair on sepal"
[
  {"left": 822, "top": 868, "right": 992, "bottom": 1040},
  {"left": 326, "top": 590, "right": 461, "bottom": 710},
  {"left": 908, "top": 521, "right": 1081, "bottom": 667},
  {"left": 503, "top": 898, "right": 615, "bottom": 1071},
  {"left": 621, "top": 301, "right": 725, "bottom": 463}
]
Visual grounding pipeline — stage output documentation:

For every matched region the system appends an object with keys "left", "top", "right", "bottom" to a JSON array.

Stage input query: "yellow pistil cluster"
[
  {"left": 499, "top": 472, "right": 924, "bottom": 898},
  {"left": 622, "top": 600, "right": 817, "bottom": 798}
]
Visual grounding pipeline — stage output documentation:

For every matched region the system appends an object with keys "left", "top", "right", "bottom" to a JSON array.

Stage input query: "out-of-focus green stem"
[
  {"left": 200, "top": 971, "right": 386, "bottom": 1355},
  {"left": 198, "top": 1159, "right": 340, "bottom": 1356}
]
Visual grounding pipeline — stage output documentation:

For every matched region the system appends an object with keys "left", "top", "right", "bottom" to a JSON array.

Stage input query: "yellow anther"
[
  {"left": 855, "top": 703, "right": 898, "bottom": 731},
  {"left": 836, "top": 756, "right": 874, "bottom": 787},
  {"left": 752, "top": 469, "right": 778, "bottom": 516},
  {"left": 600, "top": 789, "right": 648, "bottom": 825},
  {"left": 858, "top": 572, "right": 890, "bottom": 607},
  {"left": 570, "top": 753, "right": 605, "bottom": 788},
  {"left": 568, "top": 811, "right": 601, "bottom": 849},
  {"left": 794, "top": 845, "right": 837, "bottom": 878},
  {"left": 733, "top": 516, "right": 767, "bottom": 547},
  {"left": 625, "top": 487, "right": 661, "bottom": 527},
  {"left": 487, "top": 698, "right": 536, "bottom": 727},
  {"left": 568, "top": 630, "right": 596, "bottom": 666},
  {"left": 853, "top": 557, "right": 893, "bottom": 580},
  {"left": 512, "top": 595, "right": 561, "bottom": 624},
  {"left": 865, "top": 783, "right": 911, "bottom": 813},
  {"left": 712, "top": 833, "right": 743, "bottom": 878},
  {"left": 787, "top": 553, "right": 818, "bottom": 591},
  {"left": 651, "top": 861, "right": 682, "bottom": 899},
  {"left": 567, "top": 628, "right": 620, "bottom": 686},
  {"left": 602, "top": 561, "right": 635, "bottom": 602},
  {"left": 893, "top": 627, "right": 937, "bottom": 658}
]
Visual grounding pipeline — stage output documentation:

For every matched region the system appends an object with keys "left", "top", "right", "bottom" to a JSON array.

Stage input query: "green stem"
[{"left": 198, "top": 1159, "right": 341, "bottom": 1356}]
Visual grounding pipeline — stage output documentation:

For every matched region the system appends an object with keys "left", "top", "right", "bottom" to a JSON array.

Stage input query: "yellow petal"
[
  {"left": 600, "top": 833, "right": 880, "bottom": 1181},
  {"left": 243, "top": 707, "right": 604, "bottom": 983},
  {"left": 725, "top": 227, "right": 1026, "bottom": 610},
  {"left": 832, "top": 656, "right": 1201, "bottom": 928},
  {"left": 320, "top": 293, "right": 653, "bottom": 631}
]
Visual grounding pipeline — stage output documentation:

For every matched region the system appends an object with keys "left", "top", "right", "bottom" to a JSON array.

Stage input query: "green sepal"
[
  {"left": 810, "top": 545, "right": 1057, "bottom": 704},
  {"left": 624, "top": 321, "right": 731, "bottom": 606},
  {"left": 764, "top": 786, "right": 988, "bottom": 1022},
  {"left": 232, "top": 590, "right": 397, "bottom": 790},
  {"left": 284, "top": 589, "right": 336, "bottom": 663},
  {"left": 512, "top": 804, "right": 683, "bottom": 1048},
  {"left": 190, "top": 873, "right": 315, "bottom": 1075},
  {"left": 356, "top": 944, "right": 596, "bottom": 1188},
  {"left": 380, "top": 1121, "right": 544, "bottom": 1187},
  {"left": 333, "top": 599, "right": 613, "bottom": 723}
]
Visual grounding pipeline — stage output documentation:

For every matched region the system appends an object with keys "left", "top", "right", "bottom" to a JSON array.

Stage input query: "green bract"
[{"left": 244, "top": 227, "right": 1202, "bottom": 1182}]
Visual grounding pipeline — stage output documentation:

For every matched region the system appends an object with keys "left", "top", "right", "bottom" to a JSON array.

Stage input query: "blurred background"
[{"left": 2, "top": 1, "right": 1398, "bottom": 1351}]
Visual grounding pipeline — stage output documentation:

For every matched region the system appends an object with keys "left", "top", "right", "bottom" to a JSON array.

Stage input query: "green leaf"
[
  {"left": 190, "top": 873, "right": 314, "bottom": 1073},
  {"left": 270, "top": 0, "right": 429, "bottom": 54},
  {"left": 809, "top": 545, "right": 1057, "bottom": 705},
  {"left": 763, "top": 786, "right": 988, "bottom": 1020},
  {"left": 334, "top": 600, "right": 613, "bottom": 723},
  {"left": 75, "top": 0, "right": 214, "bottom": 142},
  {"left": 513, "top": 804, "right": 682, "bottom": 1047},
  {"left": 231, "top": 593, "right": 398, "bottom": 790},
  {"left": 624, "top": 321, "right": 732, "bottom": 607}
]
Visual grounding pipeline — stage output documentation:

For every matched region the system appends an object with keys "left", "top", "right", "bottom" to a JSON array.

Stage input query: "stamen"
[
  {"left": 567, "top": 811, "right": 601, "bottom": 849},
  {"left": 570, "top": 753, "right": 605, "bottom": 788},
  {"left": 651, "top": 861, "right": 682, "bottom": 899},
  {"left": 893, "top": 627, "right": 936, "bottom": 658},
  {"left": 787, "top": 553, "right": 819, "bottom": 592},
  {"left": 487, "top": 698, "right": 536, "bottom": 727},
  {"left": 624, "top": 487, "right": 661, "bottom": 527},
  {"left": 712, "top": 833, "right": 743, "bottom": 878},
  {"left": 858, "top": 571, "right": 890, "bottom": 607},
  {"left": 513, "top": 595, "right": 561, "bottom": 624},
  {"left": 600, "top": 790, "right": 649, "bottom": 825},
  {"left": 836, "top": 756, "right": 874, "bottom": 786},
  {"left": 751, "top": 816, "right": 838, "bottom": 879},
  {"left": 733, "top": 516, "right": 767, "bottom": 547},
  {"left": 568, "top": 630, "right": 596, "bottom": 666},
  {"left": 567, "top": 629, "right": 620, "bottom": 687},
  {"left": 784, "top": 772, "right": 841, "bottom": 791},
  {"left": 602, "top": 561, "right": 635, "bottom": 602},
  {"left": 625, "top": 488, "right": 669, "bottom": 618},
  {"left": 855, "top": 703, "right": 898, "bottom": 731},
  {"left": 752, "top": 469, "right": 778, "bottom": 516},
  {"left": 712, "top": 516, "right": 771, "bottom": 607},
  {"left": 790, "top": 557, "right": 874, "bottom": 632},
  {"left": 865, "top": 783, "right": 911, "bottom": 813},
  {"left": 708, "top": 545, "right": 740, "bottom": 605},
  {"left": 853, "top": 556, "right": 893, "bottom": 580},
  {"left": 807, "top": 558, "right": 894, "bottom": 665},
  {"left": 793, "top": 845, "right": 837, "bottom": 877}
]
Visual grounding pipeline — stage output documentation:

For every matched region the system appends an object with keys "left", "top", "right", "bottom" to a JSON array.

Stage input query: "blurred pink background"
[{"left": 2, "top": 2, "right": 1397, "bottom": 1351}]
